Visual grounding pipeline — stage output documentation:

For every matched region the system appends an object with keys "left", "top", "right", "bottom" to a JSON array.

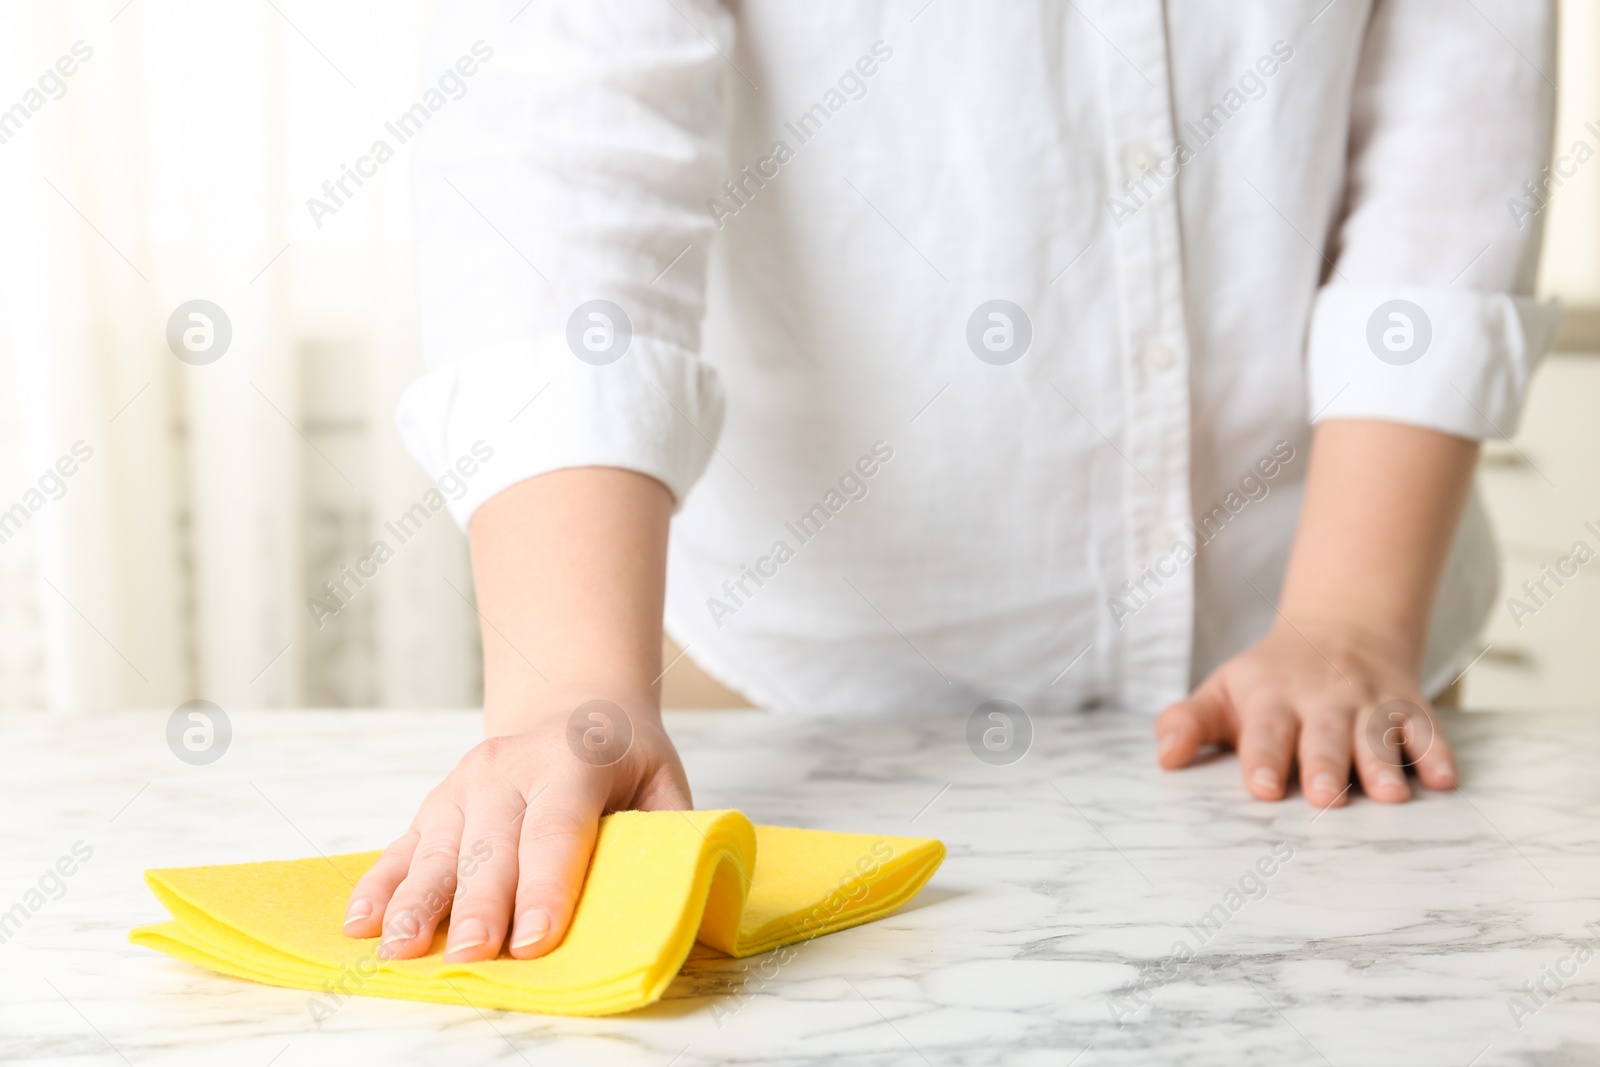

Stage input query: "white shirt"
[{"left": 397, "top": 0, "right": 1559, "bottom": 714}]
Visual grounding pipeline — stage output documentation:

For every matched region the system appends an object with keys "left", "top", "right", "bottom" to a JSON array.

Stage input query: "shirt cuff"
[
  {"left": 395, "top": 332, "right": 726, "bottom": 527},
  {"left": 1306, "top": 285, "right": 1561, "bottom": 439}
]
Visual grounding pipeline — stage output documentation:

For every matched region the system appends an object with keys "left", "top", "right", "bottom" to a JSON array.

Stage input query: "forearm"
[
  {"left": 1278, "top": 420, "right": 1479, "bottom": 675},
  {"left": 468, "top": 466, "right": 673, "bottom": 736}
]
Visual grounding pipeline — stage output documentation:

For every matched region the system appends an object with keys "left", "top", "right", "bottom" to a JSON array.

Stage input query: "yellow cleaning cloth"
[{"left": 130, "top": 809, "right": 944, "bottom": 1016}]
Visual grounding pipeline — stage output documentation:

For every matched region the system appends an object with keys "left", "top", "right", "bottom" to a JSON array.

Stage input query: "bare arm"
[
  {"left": 1278, "top": 420, "right": 1478, "bottom": 674},
  {"left": 474, "top": 466, "right": 671, "bottom": 733},
  {"left": 1158, "top": 420, "right": 1477, "bottom": 805},
  {"left": 343, "top": 467, "right": 689, "bottom": 961}
]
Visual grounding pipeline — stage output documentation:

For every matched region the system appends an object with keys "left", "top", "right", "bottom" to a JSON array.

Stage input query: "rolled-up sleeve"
[
  {"left": 397, "top": 0, "right": 732, "bottom": 525},
  {"left": 1307, "top": 0, "right": 1561, "bottom": 439}
]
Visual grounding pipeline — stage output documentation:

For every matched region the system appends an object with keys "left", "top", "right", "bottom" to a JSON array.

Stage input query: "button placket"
[
  {"left": 1089, "top": 0, "right": 1196, "bottom": 710},
  {"left": 1140, "top": 340, "right": 1177, "bottom": 373},
  {"left": 1121, "top": 141, "right": 1162, "bottom": 180}
]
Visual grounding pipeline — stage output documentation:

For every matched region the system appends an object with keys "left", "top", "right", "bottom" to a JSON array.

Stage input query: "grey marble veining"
[{"left": 2, "top": 705, "right": 1598, "bottom": 1066}]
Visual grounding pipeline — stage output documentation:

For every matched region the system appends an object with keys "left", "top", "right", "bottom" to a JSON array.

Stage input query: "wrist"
[
  {"left": 483, "top": 675, "right": 662, "bottom": 739},
  {"left": 1270, "top": 604, "right": 1425, "bottom": 675}
]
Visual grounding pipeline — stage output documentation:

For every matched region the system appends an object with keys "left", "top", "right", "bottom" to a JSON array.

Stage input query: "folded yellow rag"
[{"left": 130, "top": 809, "right": 944, "bottom": 1016}]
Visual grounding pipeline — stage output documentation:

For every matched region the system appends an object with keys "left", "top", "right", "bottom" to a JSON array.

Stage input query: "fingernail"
[
  {"left": 446, "top": 918, "right": 489, "bottom": 956},
  {"left": 510, "top": 909, "right": 552, "bottom": 950},
  {"left": 343, "top": 899, "right": 372, "bottom": 928},
  {"left": 1375, "top": 770, "right": 1405, "bottom": 791},
  {"left": 1431, "top": 762, "right": 1457, "bottom": 787},
  {"left": 1157, "top": 732, "right": 1179, "bottom": 757},
  {"left": 1311, "top": 773, "right": 1340, "bottom": 797},
  {"left": 1251, "top": 767, "right": 1278, "bottom": 792},
  {"left": 377, "top": 937, "right": 402, "bottom": 960}
]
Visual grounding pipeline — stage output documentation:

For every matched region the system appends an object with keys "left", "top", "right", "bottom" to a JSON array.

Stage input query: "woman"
[{"left": 340, "top": 0, "right": 1557, "bottom": 965}]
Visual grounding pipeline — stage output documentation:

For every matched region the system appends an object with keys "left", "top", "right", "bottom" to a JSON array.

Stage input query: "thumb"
[{"left": 1155, "top": 675, "right": 1234, "bottom": 769}]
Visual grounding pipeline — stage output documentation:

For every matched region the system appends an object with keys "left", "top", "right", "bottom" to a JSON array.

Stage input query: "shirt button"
[
  {"left": 1122, "top": 141, "right": 1162, "bottom": 177},
  {"left": 1141, "top": 341, "right": 1177, "bottom": 372}
]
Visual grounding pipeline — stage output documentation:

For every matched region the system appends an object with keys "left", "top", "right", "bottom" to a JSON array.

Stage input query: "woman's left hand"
[{"left": 1154, "top": 617, "right": 1458, "bottom": 807}]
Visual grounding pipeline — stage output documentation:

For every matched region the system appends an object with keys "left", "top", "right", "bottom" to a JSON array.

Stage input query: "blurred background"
[{"left": 1, "top": 1, "right": 1596, "bottom": 713}]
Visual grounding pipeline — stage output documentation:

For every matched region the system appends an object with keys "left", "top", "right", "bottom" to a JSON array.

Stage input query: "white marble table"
[{"left": 2, "top": 706, "right": 1597, "bottom": 1066}]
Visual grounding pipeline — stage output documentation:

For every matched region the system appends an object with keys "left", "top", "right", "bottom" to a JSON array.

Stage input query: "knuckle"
[
  {"left": 1244, "top": 718, "right": 1293, "bottom": 746},
  {"left": 516, "top": 878, "right": 577, "bottom": 909},
  {"left": 382, "top": 893, "right": 429, "bottom": 930},
  {"left": 465, "top": 831, "right": 520, "bottom": 859},
  {"left": 465, "top": 734, "right": 520, "bottom": 767},
  {"left": 389, "top": 883, "right": 453, "bottom": 926},
  {"left": 383, "top": 911, "right": 432, "bottom": 942},
  {"left": 1304, "top": 729, "right": 1349, "bottom": 756},
  {"left": 412, "top": 840, "right": 461, "bottom": 867},
  {"left": 1353, "top": 742, "right": 1392, "bottom": 767},
  {"left": 1299, "top": 711, "right": 1337, "bottom": 735},
  {"left": 421, "top": 774, "right": 465, "bottom": 808},
  {"left": 457, "top": 834, "right": 518, "bottom": 883},
  {"left": 1347, "top": 678, "right": 1381, "bottom": 704}
]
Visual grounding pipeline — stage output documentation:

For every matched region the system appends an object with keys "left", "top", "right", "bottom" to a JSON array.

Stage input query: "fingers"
[
  {"left": 1362, "top": 697, "right": 1456, "bottom": 793},
  {"left": 378, "top": 809, "right": 466, "bottom": 960},
  {"left": 1295, "top": 705, "right": 1353, "bottom": 808},
  {"left": 1352, "top": 702, "right": 1411, "bottom": 804},
  {"left": 1236, "top": 700, "right": 1299, "bottom": 801},
  {"left": 442, "top": 791, "right": 529, "bottom": 963},
  {"left": 508, "top": 783, "right": 605, "bottom": 960},
  {"left": 344, "top": 831, "right": 419, "bottom": 939},
  {"left": 1155, "top": 678, "right": 1233, "bottom": 769},
  {"left": 1400, "top": 701, "right": 1457, "bottom": 791},
  {"left": 1297, "top": 697, "right": 1453, "bottom": 807}
]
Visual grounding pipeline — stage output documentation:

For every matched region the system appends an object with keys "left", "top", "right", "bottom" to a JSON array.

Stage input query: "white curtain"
[{"left": 0, "top": 0, "right": 480, "bottom": 712}]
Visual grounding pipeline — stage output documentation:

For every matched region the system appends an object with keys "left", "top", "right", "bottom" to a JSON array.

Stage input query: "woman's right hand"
[
  {"left": 345, "top": 466, "right": 684, "bottom": 961},
  {"left": 340, "top": 691, "right": 691, "bottom": 962}
]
